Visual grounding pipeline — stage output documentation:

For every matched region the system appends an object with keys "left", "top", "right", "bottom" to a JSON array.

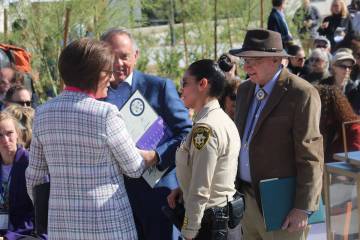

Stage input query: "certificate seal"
[{"left": 130, "top": 98, "right": 145, "bottom": 116}]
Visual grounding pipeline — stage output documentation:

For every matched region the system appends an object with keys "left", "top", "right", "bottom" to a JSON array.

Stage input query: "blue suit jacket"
[
  {"left": 268, "top": 8, "right": 292, "bottom": 44},
  {"left": 128, "top": 70, "right": 192, "bottom": 171},
  {"left": 105, "top": 71, "right": 191, "bottom": 239}
]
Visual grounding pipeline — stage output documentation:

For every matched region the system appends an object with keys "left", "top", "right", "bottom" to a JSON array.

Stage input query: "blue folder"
[{"left": 259, "top": 177, "right": 325, "bottom": 232}]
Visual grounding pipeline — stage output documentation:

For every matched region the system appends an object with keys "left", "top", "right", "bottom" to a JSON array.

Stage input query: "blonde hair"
[
  {"left": 332, "top": 0, "right": 349, "bottom": 18},
  {"left": 0, "top": 111, "right": 23, "bottom": 146},
  {"left": 4, "top": 105, "right": 34, "bottom": 149}
]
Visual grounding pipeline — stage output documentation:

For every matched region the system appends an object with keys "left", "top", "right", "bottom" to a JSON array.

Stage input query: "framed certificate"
[{"left": 119, "top": 90, "right": 172, "bottom": 187}]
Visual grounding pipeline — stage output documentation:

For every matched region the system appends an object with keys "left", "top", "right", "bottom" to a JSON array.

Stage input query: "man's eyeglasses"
[
  {"left": 240, "top": 58, "right": 264, "bottom": 66},
  {"left": 11, "top": 100, "right": 31, "bottom": 107}
]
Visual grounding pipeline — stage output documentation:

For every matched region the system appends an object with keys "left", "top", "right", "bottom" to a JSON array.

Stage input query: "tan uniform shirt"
[{"left": 176, "top": 99, "right": 240, "bottom": 239}]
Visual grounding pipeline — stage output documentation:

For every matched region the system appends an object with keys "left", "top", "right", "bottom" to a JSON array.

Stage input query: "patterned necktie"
[{"left": 245, "top": 88, "right": 267, "bottom": 143}]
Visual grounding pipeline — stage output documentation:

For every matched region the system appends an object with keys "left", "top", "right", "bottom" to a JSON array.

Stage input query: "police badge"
[{"left": 192, "top": 126, "right": 211, "bottom": 150}]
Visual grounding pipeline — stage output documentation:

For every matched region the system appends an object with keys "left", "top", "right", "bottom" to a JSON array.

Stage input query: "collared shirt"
[
  {"left": 239, "top": 67, "right": 282, "bottom": 182},
  {"left": 106, "top": 72, "right": 133, "bottom": 109}
]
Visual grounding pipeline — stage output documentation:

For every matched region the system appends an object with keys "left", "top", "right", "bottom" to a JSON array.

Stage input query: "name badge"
[{"left": 0, "top": 213, "right": 8, "bottom": 230}]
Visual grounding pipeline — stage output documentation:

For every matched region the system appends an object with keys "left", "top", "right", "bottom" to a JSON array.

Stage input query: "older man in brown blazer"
[{"left": 230, "top": 29, "right": 324, "bottom": 240}]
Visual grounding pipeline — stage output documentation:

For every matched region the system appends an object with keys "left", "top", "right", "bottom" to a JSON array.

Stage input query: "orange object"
[
  {"left": 343, "top": 201, "right": 352, "bottom": 240},
  {"left": 0, "top": 43, "right": 31, "bottom": 73}
]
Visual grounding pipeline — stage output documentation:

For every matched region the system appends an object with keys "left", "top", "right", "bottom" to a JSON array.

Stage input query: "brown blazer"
[{"left": 235, "top": 68, "right": 324, "bottom": 211}]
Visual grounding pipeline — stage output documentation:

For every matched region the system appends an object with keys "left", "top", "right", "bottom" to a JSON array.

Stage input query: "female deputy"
[
  {"left": 26, "top": 39, "right": 155, "bottom": 240},
  {"left": 175, "top": 59, "right": 240, "bottom": 240}
]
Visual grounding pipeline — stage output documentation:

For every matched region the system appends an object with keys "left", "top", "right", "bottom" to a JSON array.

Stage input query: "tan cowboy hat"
[{"left": 229, "top": 29, "right": 290, "bottom": 58}]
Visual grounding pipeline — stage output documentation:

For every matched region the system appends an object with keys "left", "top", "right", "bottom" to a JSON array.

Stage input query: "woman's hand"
[
  {"left": 167, "top": 188, "right": 182, "bottom": 209},
  {"left": 138, "top": 149, "right": 158, "bottom": 167},
  {"left": 321, "top": 21, "right": 329, "bottom": 29}
]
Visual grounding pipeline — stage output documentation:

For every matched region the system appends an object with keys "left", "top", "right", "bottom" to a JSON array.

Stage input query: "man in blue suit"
[
  {"left": 268, "top": 0, "right": 293, "bottom": 49},
  {"left": 101, "top": 28, "right": 192, "bottom": 240}
]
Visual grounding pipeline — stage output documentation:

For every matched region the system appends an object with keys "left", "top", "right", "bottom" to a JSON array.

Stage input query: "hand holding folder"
[
  {"left": 259, "top": 177, "right": 325, "bottom": 232},
  {"left": 281, "top": 208, "right": 311, "bottom": 232}
]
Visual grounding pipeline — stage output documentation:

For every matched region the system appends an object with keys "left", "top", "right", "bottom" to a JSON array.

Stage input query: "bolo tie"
[{"left": 244, "top": 88, "right": 267, "bottom": 145}]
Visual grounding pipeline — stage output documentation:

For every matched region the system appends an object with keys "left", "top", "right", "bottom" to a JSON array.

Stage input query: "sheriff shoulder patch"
[{"left": 192, "top": 125, "right": 211, "bottom": 150}]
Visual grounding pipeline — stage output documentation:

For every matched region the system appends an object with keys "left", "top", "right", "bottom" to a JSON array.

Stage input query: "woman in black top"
[{"left": 318, "top": 0, "right": 352, "bottom": 52}]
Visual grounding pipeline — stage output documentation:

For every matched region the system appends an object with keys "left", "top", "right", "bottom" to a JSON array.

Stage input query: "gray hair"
[
  {"left": 100, "top": 28, "right": 138, "bottom": 52},
  {"left": 310, "top": 48, "right": 329, "bottom": 70}
]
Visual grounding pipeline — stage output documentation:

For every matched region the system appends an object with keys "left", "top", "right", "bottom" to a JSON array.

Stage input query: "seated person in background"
[
  {"left": 318, "top": 0, "right": 352, "bottom": 53},
  {"left": 0, "top": 68, "right": 16, "bottom": 85},
  {"left": 320, "top": 49, "right": 355, "bottom": 91},
  {"left": 292, "top": 0, "right": 321, "bottom": 54},
  {"left": 3, "top": 85, "right": 32, "bottom": 109},
  {"left": 287, "top": 44, "right": 309, "bottom": 76},
  {"left": 0, "top": 68, "right": 39, "bottom": 108},
  {"left": 350, "top": 41, "right": 360, "bottom": 81},
  {"left": 348, "top": 41, "right": 360, "bottom": 113},
  {"left": 337, "top": 1, "right": 360, "bottom": 50},
  {"left": 301, "top": 48, "right": 331, "bottom": 83},
  {"left": 313, "top": 36, "right": 332, "bottom": 53},
  {"left": 0, "top": 70, "right": 11, "bottom": 101},
  {"left": 313, "top": 36, "right": 333, "bottom": 65},
  {"left": 314, "top": 84, "right": 360, "bottom": 162},
  {"left": 319, "top": 50, "right": 359, "bottom": 111},
  {"left": 0, "top": 112, "right": 41, "bottom": 239},
  {"left": 4, "top": 105, "right": 34, "bottom": 150},
  {"left": 219, "top": 80, "right": 241, "bottom": 120}
]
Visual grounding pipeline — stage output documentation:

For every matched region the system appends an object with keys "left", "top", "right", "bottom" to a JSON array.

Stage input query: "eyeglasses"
[
  {"left": 314, "top": 43, "right": 328, "bottom": 49},
  {"left": 11, "top": 100, "right": 31, "bottom": 107},
  {"left": 309, "top": 57, "right": 323, "bottom": 63},
  {"left": 103, "top": 69, "right": 115, "bottom": 75},
  {"left": 240, "top": 58, "right": 264, "bottom": 66},
  {"left": 335, "top": 64, "right": 353, "bottom": 70},
  {"left": 295, "top": 57, "right": 306, "bottom": 62}
]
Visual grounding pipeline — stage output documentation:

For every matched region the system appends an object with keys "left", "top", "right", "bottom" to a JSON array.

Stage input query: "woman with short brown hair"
[
  {"left": 58, "top": 39, "right": 114, "bottom": 93},
  {"left": 26, "top": 38, "right": 156, "bottom": 240}
]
